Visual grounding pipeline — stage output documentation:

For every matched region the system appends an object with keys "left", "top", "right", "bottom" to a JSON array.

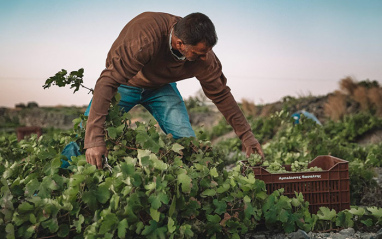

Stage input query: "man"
[{"left": 85, "top": 12, "right": 264, "bottom": 169}]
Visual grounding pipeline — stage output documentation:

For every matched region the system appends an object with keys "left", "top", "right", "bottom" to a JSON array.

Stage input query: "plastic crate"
[
  {"left": 16, "top": 126, "right": 42, "bottom": 141},
  {"left": 242, "top": 155, "right": 350, "bottom": 214}
]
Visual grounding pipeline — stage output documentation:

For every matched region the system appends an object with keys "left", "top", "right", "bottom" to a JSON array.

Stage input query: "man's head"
[{"left": 173, "top": 13, "right": 218, "bottom": 61}]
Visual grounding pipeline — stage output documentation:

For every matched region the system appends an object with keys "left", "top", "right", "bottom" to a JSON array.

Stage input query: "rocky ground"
[{"left": 244, "top": 228, "right": 382, "bottom": 239}]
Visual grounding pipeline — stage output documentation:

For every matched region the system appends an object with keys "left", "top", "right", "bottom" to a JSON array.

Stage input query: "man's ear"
[{"left": 175, "top": 39, "right": 184, "bottom": 50}]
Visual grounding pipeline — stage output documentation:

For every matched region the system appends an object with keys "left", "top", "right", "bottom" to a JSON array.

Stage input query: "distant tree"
[
  {"left": 358, "top": 79, "right": 380, "bottom": 89},
  {"left": 27, "top": 102, "right": 39, "bottom": 108},
  {"left": 15, "top": 103, "right": 26, "bottom": 109}
]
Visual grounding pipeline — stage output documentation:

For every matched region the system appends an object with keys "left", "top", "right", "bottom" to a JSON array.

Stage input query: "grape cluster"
[
  {"left": 247, "top": 153, "right": 263, "bottom": 166},
  {"left": 265, "top": 161, "right": 323, "bottom": 173},
  {"left": 266, "top": 162, "right": 287, "bottom": 173},
  {"left": 291, "top": 161, "right": 308, "bottom": 172},
  {"left": 305, "top": 166, "right": 323, "bottom": 172}
]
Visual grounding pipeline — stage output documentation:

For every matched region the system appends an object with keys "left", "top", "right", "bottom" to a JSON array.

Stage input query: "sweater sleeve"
[
  {"left": 195, "top": 53, "right": 259, "bottom": 150},
  {"left": 84, "top": 38, "right": 153, "bottom": 149}
]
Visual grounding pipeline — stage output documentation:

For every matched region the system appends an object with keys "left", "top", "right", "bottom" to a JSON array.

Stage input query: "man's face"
[{"left": 179, "top": 42, "right": 212, "bottom": 61}]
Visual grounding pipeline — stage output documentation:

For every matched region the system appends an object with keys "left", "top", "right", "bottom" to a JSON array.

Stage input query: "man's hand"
[
  {"left": 245, "top": 139, "right": 265, "bottom": 162},
  {"left": 85, "top": 146, "right": 108, "bottom": 169}
]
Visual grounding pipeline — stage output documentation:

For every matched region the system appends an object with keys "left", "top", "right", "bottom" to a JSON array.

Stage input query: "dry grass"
[
  {"left": 340, "top": 76, "right": 358, "bottom": 95},
  {"left": 339, "top": 76, "right": 382, "bottom": 114},
  {"left": 353, "top": 87, "right": 370, "bottom": 111},
  {"left": 368, "top": 87, "right": 382, "bottom": 116},
  {"left": 241, "top": 98, "right": 257, "bottom": 117},
  {"left": 324, "top": 91, "right": 347, "bottom": 121},
  {"left": 260, "top": 104, "right": 274, "bottom": 117}
]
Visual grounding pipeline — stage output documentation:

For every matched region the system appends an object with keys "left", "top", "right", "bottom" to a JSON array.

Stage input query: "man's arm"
[
  {"left": 85, "top": 42, "right": 153, "bottom": 168},
  {"left": 196, "top": 54, "right": 264, "bottom": 160}
]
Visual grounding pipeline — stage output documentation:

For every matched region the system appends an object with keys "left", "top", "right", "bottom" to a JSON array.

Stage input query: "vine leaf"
[
  {"left": 368, "top": 207, "right": 382, "bottom": 219},
  {"left": 213, "top": 199, "right": 227, "bottom": 215},
  {"left": 73, "top": 215, "right": 85, "bottom": 233},
  {"left": 57, "top": 224, "right": 70, "bottom": 238},
  {"left": 141, "top": 220, "right": 158, "bottom": 236},
  {"left": 348, "top": 207, "right": 365, "bottom": 216},
  {"left": 118, "top": 219, "right": 128, "bottom": 239},
  {"left": 317, "top": 207, "right": 336, "bottom": 221},
  {"left": 171, "top": 143, "right": 184, "bottom": 154},
  {"left": 168, "top": 217, "right": 176, "bottom": 233},
  {"left": 178, "top": 173, "right": 192, "bottom": 193}
]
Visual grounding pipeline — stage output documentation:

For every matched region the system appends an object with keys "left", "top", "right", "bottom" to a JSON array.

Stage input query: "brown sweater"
[{"left": 85, "top": 12, "right": 258, "bottom": 150}]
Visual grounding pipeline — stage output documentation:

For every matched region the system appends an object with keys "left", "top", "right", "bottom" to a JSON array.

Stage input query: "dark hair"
[{"left": 173, "top": 12, "right": 218, "bottom": 47}]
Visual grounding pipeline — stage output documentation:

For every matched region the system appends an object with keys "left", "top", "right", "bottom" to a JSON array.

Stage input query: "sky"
[{"left": 1, "top": 0, "right": 381, "bottom": 108}]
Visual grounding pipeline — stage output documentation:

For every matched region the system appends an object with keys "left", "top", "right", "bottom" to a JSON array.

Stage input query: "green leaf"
[
  {"left": 96, "top": 185, "right": 111, "bottom": 204},
  {"left": 57, "top": 224, "right": 70, "bottom": 238},
  {"left": 171, "top": 143, "right": 184, "bottom": 154},
  {"left": 243, "top": 195, "right": 251, "bottom": 203},
  {"left": 217, "top": 183, "right": 230, "bottom": 193},
  {"left": 51, "top": 157, "right": 62, "bottom": 169},
  {"left": 24, "top": 225, "right": 35, "bottom": 239},
  {"left": 41, "top": 218, "right": 59, "bottom": 233},
  {"left": 158, "top": 193, "right": 169, "bottom": 205},
  {"left": 180, "top": 224, "right": 194, "bottom": 238},
  {"left": 244, "top": 203, "right": 257, "bottom": 220},
  {"left": 136, "top": 130, "right": 160, "bottom": 153},
  {"left": 150, "top": 208, "right": 161, "bottom": 222},
  {"left": 118, "top": 219, "right": 128, "bottom": 239},
  {"left": 142, "top": 220, "right": 158, "bottom": 236},
  {"left": 149, "top": 193, "right": 169, "bottom": 210},
  {"left": 99, "top": 214, "right": 119, "bottom": 234},
  {"left": 168, "top": 217, "right": 176, "bottom": 234},
  {"left": 367, "top": 206, "right": 382, "bottom": 219},
  {"left": 18, "top": 202, "right": 34, "bottom": 212},
  {"left": 152, "top": 157, "right": 168, "bottom": 171},
  {"left": 29, "top": 214, "right": 36, "bottom": 224},
  {"left": 149, "top": 196, "right": 162, "bottom": 210},
  {"left": 178, "top": 173, "right": 192, "bottom": 194},
  {"left": 291, "top": 198, "right": 301, "bottom": 207},
  {"left": 73, "top": 215, "right": 85, "bottom": 233},
  {"left": 5, "top": 223, "right": 15, "bottom": 239},
  {"left": 207, "top": 214, "right": 221, "bottom": 223},
  {"left": 213, "top": 199, "right": 227, "bottom": 215},
  {"left": 131, "top": 173, "right": 142, "bottom": 187},
  {"left": 135, "top": 221, "right": 144, "bottom": 234},
  {"left": 107, "top": 127, "right": 117, "bottom": 139},
  {"left": 110, "top": 194, "right": 120, "bottom": 211},
  {"left": 336, "top": 211, "right": 354, "bottom": 228},
  {"left": 169, "top": 196, "right": 176, "bottom": 217},
  {"left": 82, "top": 190, "right": 97, "bottom": 211},
  {"left": 317, "top": 207, "right": 337, "bottom": 221},
  {"left": 138, "top": 149, "right": 152, "bottom": 166},
  {"left": 210, "top": 167, "right": 218, "bottom": 178},
  {"left": 121, "top": 162, "right": 135, "bottom": 176},
  {"left": 107, "top": 124, "right": 124, "bottom": 139},
  {"left": 278, "top": 209, "right": 289, "bottom": 223},
  {"left": 201, "top": 189, "right": 216, "bottom": 197},
  {"left": 361, "top": 218, "right": 374, "bottom": 227},
  {"left": 348, "top": 207, "right": 365, "bottom": 216},
  {"left": 231, "top": 233, "right": 240, "bottom": 239}
]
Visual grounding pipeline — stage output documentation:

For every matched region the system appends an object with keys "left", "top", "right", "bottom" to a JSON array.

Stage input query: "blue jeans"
[{"left": 85, "top": 83, "right": 195, "bottom": 139}]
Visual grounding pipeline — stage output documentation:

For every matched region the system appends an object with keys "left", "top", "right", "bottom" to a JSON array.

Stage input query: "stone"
[
  {"left": 339, "top": 228, "right": 355, "bottom": 236},
  {"left": 289, "top": 230, "right": 310, "bottom": 239},
  {"left": 252, "top": 235, "right": 267, "bottom": 239},
  {"left": 375, "top": 228, "right": 382, "bottom": 239}
]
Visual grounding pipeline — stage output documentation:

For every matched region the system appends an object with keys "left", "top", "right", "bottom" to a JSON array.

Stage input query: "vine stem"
[
  {"left": 59, "top": 211, "right": 70, "bottom": 218},
  {"left": 80, "top": 84, "right": 93, "bottom": 93}
]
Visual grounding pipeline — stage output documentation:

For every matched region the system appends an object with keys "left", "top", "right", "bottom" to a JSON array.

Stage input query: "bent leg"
[
  {"left": 141, "top": 83, "right": 195, "bottom": 139},
  {"left": 84, "top": 84, "right": 142, "bottom": 116}
]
